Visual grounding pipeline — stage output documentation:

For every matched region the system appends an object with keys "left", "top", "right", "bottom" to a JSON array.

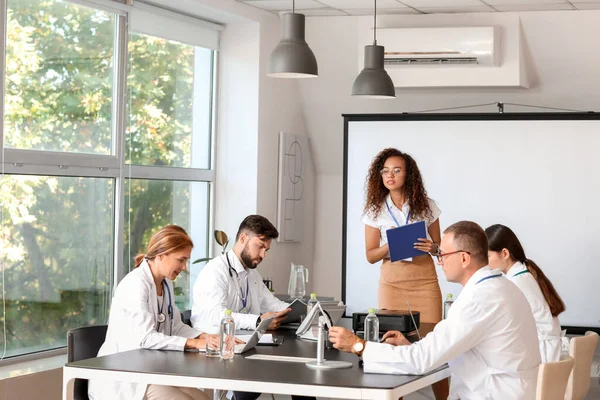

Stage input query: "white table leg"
[{"left": 62, "top": 367, "right": 75, "bottom": 400}]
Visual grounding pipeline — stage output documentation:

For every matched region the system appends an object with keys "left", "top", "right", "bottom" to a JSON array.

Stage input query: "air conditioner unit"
[{"left": 376, "top": 27, "right": 500, "bottom": 67}]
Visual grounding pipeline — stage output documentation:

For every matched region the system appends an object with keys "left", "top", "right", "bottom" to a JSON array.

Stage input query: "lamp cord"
[
  {"left": 293, "top": 0, "right": 295, "bottom": 13},
  {"left": 373, "top": 0, "right": 377, "bottom": 45}
]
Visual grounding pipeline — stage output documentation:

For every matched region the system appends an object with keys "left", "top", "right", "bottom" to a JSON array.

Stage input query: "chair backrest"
[
  {"left": 535, "top": 356, "right": 574, "bottom": 400},
  {"left": 181, "top": 309, "right": 192, "bottom": 327},
  {"left": 67, "top": 325, "right": 108, "bottom": 400},
  {"left": 565, "top": 331, "right": 599, "bottom": 400}
]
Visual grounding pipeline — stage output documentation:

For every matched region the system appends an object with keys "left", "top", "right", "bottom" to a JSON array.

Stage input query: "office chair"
[
  {"left": 181, "top": 309, "right": 193, "bottom": 327},
  {"left": 565, "top": 331, "right": 599, "bottom": 400},
  {"left": 535, "top": 356, "right": 574, "bottom": 400},
  {"left": 67, "top": 325, "right": 108, "bottom": 400}
]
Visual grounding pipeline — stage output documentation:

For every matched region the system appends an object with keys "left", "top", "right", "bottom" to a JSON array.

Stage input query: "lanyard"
[
  {"left": 476, "top": 274, "right": 502, "bottom": 285},
  {"left": 226, "top": 254, "right": 250, "bottom": 311},
  {"left": 385, "top": 200, "right": 410, "bottom": 227},
  {"left": 240, "top": 277, "right": 249, "bottom": 310},
  {"left": 512, "top": 270, "right": 530, "bottom": 278}
]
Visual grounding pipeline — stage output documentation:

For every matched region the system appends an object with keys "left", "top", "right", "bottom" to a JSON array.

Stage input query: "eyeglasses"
[
  {"left": 434, "top": 250, "right": 470, "bottom": 264},
  {"left": 380, "top": 168, "right": 404, "bottom": 177}
]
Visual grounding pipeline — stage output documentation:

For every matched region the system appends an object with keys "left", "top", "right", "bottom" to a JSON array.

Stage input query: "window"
[
  {"left": 0, "top": 0, "right": 219, "bottom": 360},
  {"left": 124, "top": 25, "right": 216, "bottom": 311},
  {"left": 124, "top": 179, "right": 209, "bottom": 310},
  {"left": 0, "top": 175, "right": 114, "bottom": 357},
  {"left": 4, "top": 0, "right": 116, "bottom": 155},
  {"left": 127, "top": 33, "right": 213, "bottom": 169}
]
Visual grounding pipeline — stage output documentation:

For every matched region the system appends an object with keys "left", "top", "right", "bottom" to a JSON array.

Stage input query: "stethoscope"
[
  {"left": 225, "top": 253, "right": 250, "bottom": 313},
  {"left": 157, "top": 279, "right": 173, "bottom": 335}
]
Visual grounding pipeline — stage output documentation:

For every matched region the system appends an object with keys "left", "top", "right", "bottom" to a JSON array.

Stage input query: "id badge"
[{"left": 239, "top": 307, "right": 248, "bottom": 314}]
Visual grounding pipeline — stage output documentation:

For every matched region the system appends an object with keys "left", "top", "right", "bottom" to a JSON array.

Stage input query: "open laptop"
[
  {"left": 196, "top": 315, "right": 274, "bottom": 354},
  {"left": 232, "top": 316, "right": 274, "bottom": 354}
]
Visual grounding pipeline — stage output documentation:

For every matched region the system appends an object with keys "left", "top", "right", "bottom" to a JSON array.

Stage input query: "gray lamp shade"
[
  {"left": 352, "top": 44, "right": 395, "bottom": 98},
  {"left": 268, "top": 13, "right": 318, "bottom": 78}
]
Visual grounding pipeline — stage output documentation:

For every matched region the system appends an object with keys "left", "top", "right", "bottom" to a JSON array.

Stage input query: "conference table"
[{"left": 62, "top": 328, "right": 450, "bottom": 400}]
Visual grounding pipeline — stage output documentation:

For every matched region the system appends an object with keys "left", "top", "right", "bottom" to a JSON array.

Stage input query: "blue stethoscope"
[
  {"left": 225, "top": 253, "right": 250, "bottom": 314},
  {"left": 157, "top": 279, "right": 173, "bottom": 335}
]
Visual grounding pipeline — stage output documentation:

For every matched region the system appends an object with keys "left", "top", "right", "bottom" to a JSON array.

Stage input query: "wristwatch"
[{"left": 353, "top": 339, "right": 366, "bottom": 358}]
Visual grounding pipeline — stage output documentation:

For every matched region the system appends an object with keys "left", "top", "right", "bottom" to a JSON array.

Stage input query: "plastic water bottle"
[
  {"left": 443, "top": 294, "right": 454, "bottom": 319},
  {"left": 306, "top": 293, "right": 318, "bottom": 330},
  {"left": 364, "top": 308, "right": 379, "bottom": 342},
  {"left": 307, "top": 293, "right": 318, "bottom": 315},
  {"left": 220, "top": 309, "right": 235, "bottom": 360}
]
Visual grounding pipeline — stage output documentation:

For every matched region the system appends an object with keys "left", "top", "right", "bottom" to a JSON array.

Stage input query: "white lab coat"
[
  {"left": 506, "top": 262, "right": 563, "bottom": 363},
  {"left": 362, "top": 267, "right": 541, "bottom": 400},
  {"left": 88, "top": 260, "right": 202, "bottom": 400},
  {"left": 191, "top": 250, "right": 289, "bottom": 332}
]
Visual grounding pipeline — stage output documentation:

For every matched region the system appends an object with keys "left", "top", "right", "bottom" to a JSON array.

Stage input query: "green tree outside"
[{"left": 1, "top": 0, "right": 207, "bottom": 357}]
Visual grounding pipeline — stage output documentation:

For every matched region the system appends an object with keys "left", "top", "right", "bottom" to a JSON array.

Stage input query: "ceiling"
[{"left": 237, "top": 0, "right": 600, "bottom": 15}]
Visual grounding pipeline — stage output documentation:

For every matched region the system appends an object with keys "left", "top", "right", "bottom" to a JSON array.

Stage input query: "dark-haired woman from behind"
[
  {"left": 362, "top": 148, "right": 448, "bottom": 400},
  {"left": 486, "top": 224, "right": 565, "bottom": 363}
]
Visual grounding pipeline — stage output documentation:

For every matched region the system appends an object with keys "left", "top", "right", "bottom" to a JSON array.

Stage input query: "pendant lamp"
[
  {"left": 352, "top": 0, "right": 395, "bottom": 98},
  {"left": 267, "top": 0, "right": 318, "bottom": 78}
]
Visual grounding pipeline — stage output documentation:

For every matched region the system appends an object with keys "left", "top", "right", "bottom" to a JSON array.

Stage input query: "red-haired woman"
[
  {"left": 89, "top": 225, "right": 215, "bottom": 400},
  {"left": 363, "top": 148, "right": 448, "bottom": 399},
  {"left": 486, "top": 224, "right": 566, "bottom": 363}
]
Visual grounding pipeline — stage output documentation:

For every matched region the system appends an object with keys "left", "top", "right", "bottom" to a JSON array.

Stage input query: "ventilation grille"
[{"left": 384, "top": 57, "right": 479, "bottom": 66}]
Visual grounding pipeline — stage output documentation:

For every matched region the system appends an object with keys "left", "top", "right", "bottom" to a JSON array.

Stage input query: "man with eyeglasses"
[{"left": 329, "top": 221, "right": 541, "bottom": 400}]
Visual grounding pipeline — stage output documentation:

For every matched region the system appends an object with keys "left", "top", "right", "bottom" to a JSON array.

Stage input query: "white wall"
[
  {"left": 254, "top": 19, "right": 316, "bottom": 296},
  {"left": 299, "top": 10, "right": 600, "bottom": 300},
  {"left": 215, "top": 21, "right": 260, "bottom": 245}
]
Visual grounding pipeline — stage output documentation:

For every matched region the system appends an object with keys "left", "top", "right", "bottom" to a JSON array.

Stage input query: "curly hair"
[{"left": 363, "top": 148, "right": 433, "bottom": 222}]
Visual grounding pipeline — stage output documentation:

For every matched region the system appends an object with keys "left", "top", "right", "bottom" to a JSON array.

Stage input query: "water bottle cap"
[
  {"left": 224, "top": 309, "right": 232, "bottom": 316},
  {"left": 310, "top": 293, "right": 317, "bottom": 298},
  {"left": 368, "top": 308, "right": 376, "bottom": 314},
  {"left": 446, "top": 294, "right": 453, "bottom": 299}
]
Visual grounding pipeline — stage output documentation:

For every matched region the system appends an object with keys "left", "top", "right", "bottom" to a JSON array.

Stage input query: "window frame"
[{"left": 0, "top": 0, "right": 220, "bottom": 362}]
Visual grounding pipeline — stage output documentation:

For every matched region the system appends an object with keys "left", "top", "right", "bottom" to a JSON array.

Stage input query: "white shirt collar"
[
  {"left": 463, "top": 265, "right": 496, "bottom": 290},
  {"left": 227, "top": 250, "right": 247, "bottom": 275},
  {"left": 506, "top": 261, "right": 527, "bottom": 277},
  {"left": 139, "top": 259, "right": 158, "bottom": 288},
  {"left": 385, "top": 193, "right": 409, "bottom": 213}
]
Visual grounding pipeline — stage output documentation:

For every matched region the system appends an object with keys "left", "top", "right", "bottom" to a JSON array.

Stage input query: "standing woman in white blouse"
[
  {"left": 88, "top": 225, "right": 214, "bottom": 400},
  {"left": 486, "top": 224, "right": 565, "bottom": 363},
  {"left": 362, "top": 148, "right": 448, "bottom": 400}
]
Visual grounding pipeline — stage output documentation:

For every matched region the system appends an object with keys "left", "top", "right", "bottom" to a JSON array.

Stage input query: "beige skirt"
[{"left": 378, "top": 254, "right": 442, "bottom": 325}]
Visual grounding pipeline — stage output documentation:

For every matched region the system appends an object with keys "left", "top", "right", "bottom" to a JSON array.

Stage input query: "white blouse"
[
  {"left": 362, "top": 194, "right": 441, "bottom": 246},
  {"left": 506, "top": 261, "right": 563, "bottom": 363}
]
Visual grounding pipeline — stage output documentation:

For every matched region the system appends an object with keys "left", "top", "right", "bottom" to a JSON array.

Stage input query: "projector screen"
[{"left": 342, "top": 113, "right": 600, "bottom": 329}]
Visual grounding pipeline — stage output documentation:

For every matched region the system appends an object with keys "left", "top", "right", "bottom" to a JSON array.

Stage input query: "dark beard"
[{"left": 240, "top": 245, "right": 259, "bottom": 269}]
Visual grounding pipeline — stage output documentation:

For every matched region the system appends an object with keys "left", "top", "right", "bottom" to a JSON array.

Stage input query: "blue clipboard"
[{"left": 386, "top": 221, "right": 427, "bottom": 262}]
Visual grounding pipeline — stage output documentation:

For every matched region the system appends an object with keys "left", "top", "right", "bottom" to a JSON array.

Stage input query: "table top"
[{"left": 65, "top": 330, "right": 447, "bottom": 390}]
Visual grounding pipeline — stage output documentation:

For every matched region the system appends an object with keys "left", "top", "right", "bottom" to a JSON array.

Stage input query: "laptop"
[
  {"left": 232, "top": 316, "right": 274, "bottom": 354},
  {"left": 196, "top": 316, "right": 274, "bottom": 354}
]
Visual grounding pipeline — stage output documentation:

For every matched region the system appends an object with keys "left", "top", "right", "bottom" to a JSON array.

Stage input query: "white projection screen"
[{"left": 342, "top": 113, "right": 600, "bottom": 330}]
